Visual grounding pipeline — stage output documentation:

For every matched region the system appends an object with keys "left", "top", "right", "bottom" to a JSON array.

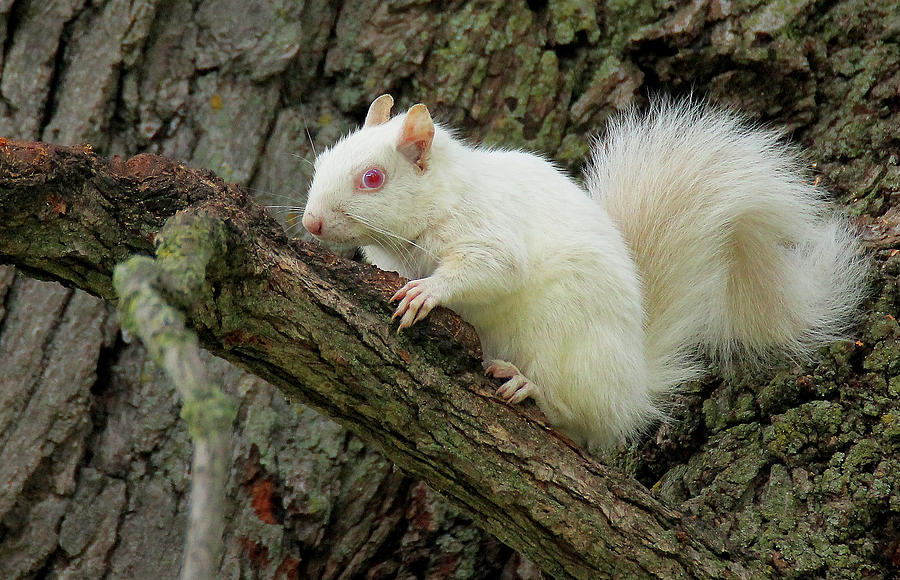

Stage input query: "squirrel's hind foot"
[{"left": 485, "top": 360, "right": 536, "bottom": 404}]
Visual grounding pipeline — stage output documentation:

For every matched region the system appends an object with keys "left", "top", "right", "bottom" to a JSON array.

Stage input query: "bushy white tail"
[{"left": 587, "top": 99, "right": 867, "bottom": 397}]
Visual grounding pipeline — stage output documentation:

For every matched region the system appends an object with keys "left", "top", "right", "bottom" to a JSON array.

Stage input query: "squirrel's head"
[{"left": 303, "top": 94, "right": 437, "bottom": 246}]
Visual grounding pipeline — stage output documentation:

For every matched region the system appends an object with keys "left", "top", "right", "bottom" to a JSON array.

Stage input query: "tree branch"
[
  {"left": 113, "top": 213, "right": 238, "bottom": 580},
  {"left": 0, "top": 140, "right": 759, "bottom": 578}
]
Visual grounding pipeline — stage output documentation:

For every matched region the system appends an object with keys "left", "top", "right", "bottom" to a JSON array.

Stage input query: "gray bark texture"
[{"left": 0, "top": 0, "right": 898, "bottom": 578}]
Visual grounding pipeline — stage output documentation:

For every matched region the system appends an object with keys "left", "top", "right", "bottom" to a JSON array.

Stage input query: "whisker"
[
  {"left": 345, "top": 214, "right": 404, "bottom": 264},
  {"left": 368, "top": 228, "right": 415, "bottom": 274},
  {"left": 304, "top": 126, "right": 317, "bottom": 158},
  {"left": 349, "top": 215, "right": 411, "bottom": 257},
  {"left": 246, "top": 186, "right": 282, "bottom": 197},
  {"left": 347, "top": 213, "right": 435, "bottom": 259},
  {"left": 298, "top": 94, "right": 318, "bottom": 158},
  {"left": 288, "top": 152, "right": 315, "bottom": 168},
  {"left": 346, "top": 213, "right": 431, "bottom": 276},
  {"left": 267, "top": 210, "right": 304, "bottom": 222},
  {"left": 284, "top": 219, "right": 307, "bottom": 238},
  {"left": 248, "top": 188, "right": 308, "bottom": 203}
]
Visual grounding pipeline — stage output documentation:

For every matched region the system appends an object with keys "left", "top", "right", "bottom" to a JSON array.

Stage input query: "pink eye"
[{"left": 360, "top": 167, "right": 385, "bottom": 190}]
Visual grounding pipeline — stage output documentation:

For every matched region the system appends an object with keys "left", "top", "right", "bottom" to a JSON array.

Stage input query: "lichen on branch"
[{"left": 113, "top": 212, "right": 237, "bottom": 580}]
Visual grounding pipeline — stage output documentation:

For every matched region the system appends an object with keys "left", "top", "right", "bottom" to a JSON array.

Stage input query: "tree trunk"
[{"left": 0, "top": 0, "right": 898, "bottom": 578}]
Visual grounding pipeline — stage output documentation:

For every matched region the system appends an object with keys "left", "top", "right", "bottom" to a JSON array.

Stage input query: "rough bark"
[{"left": 0, "top": 0, "right": 898, "bottom": 578}]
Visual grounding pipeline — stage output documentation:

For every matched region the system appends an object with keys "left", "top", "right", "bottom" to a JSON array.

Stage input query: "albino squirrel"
[{"left": 301, "top": 94, "right": 865, "bottom": 451}]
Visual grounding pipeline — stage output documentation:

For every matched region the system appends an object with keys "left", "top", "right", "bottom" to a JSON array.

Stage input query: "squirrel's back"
[{"left": 587, "top": 99, "right": 867, "bottom": 398}]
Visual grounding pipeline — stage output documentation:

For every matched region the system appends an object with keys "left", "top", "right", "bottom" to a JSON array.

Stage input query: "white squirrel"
[{"left": 301, "top": 93, "right": 866, "bottom": 451}]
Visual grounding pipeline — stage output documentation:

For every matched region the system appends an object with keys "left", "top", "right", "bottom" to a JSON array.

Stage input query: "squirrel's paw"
[
  {"left": 485, "top": 359, "right": 536, "bottom": 404},
  {"left": 391, "top": 278, "right": 442, "bottom": 331}
]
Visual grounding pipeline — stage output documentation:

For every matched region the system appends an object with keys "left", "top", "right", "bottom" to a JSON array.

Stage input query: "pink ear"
[
  {"left": 364, "top": 94, "right": 394, "bottom": 128},
  {"left": 396, "top": 104, "right": 434, "bottom": 172}
]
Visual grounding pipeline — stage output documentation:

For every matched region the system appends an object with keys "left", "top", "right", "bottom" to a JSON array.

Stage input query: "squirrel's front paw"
[
  {"left": 391, "top": 278, "right": 443, "bottom": 331},
  {"left": 485, "top": 359, "right": 536, "bottom": 404}
]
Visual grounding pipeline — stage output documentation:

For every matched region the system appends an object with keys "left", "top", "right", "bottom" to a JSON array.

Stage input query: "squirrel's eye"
[{"left": 359, "top": 167, "right": 385, "bottom": 190}]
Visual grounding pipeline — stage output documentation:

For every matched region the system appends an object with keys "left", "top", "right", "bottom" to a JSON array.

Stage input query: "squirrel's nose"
[{"left": 303, "top": 213, "right": 323, "bottom": 236}]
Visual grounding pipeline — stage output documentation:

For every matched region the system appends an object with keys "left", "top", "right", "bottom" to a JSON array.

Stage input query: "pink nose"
[{"left": 303, "top": 213, "right": 323, "bottom": 236}]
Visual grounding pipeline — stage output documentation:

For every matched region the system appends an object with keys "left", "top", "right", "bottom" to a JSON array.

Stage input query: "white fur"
[{"left": 303, "top": 99, "right": 866, "bottom": 451}]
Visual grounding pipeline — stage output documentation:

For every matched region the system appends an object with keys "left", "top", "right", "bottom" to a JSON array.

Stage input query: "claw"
[
  {"left": 485, "top": 359, "right": 536, "bottom": 404},
  {"left": 507, "top": 381, "right": 535, "bottom": 404},
  {"left": 390, "top": 286, "right": 407, "bottom": 302},
  {"left": 391, "top": 278, "right": 440, "bottom": 331},
  {"left": 484, "top": 359, "right": 520, "bottom": 379}
]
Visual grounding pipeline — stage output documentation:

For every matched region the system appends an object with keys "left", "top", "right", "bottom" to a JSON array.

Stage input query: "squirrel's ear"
[
  {"left": 397, "top": 104, "right": 434, "bottom": 172},
  {"left": 364, "top": 94, "right": 394, "bottom": 128}
]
